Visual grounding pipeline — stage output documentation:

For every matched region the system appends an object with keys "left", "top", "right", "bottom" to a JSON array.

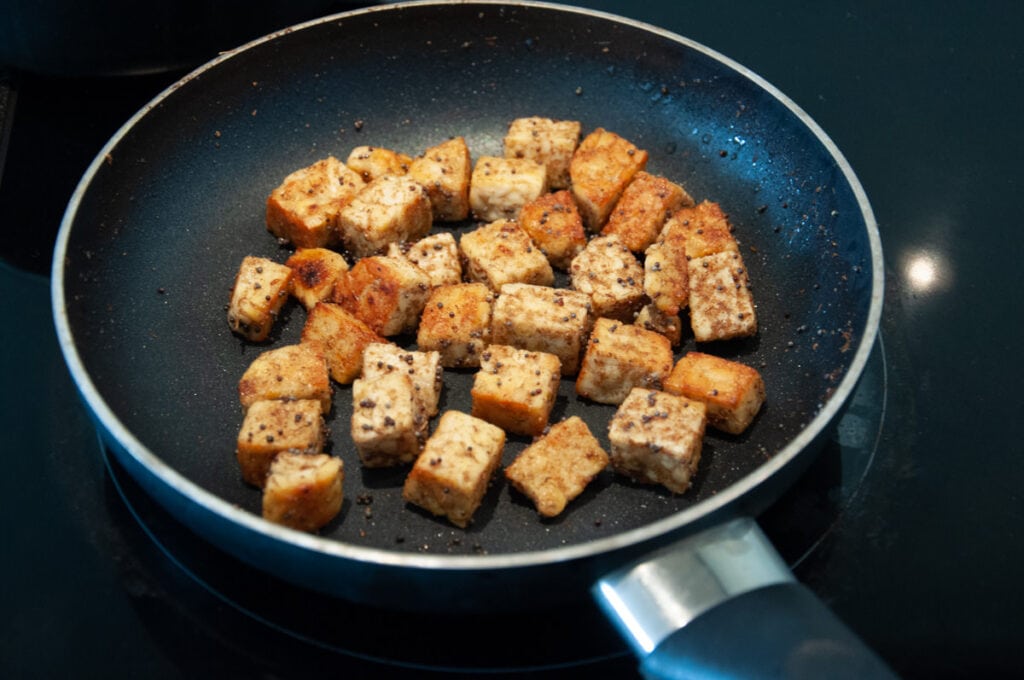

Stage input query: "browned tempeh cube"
[
  {"left": 262, "top": 452, "right": 344, "bottom": 532},
  {"left": 416, "top": 283, "right": 494, "bottom": 368},
  {"left": 408, "top": 136, "right": 472, "bottom": 222},
  {"left": 664, "top": 352, "right": 766, "bottom": 434},
  {"left": 517, "top": 190, "right": 587, "bottom": 269},
  {"left": 601, "top": 171, "right": 694, "bottom": 253},
  {"left": 285, "top": 247, "right": 350, "bottom": 311},
  {"left": 569, "top": 128, "right": 648, "bottom": 231},
  {"left": 460, "top": 219, "right": 554, "bottom": 291},
  {"left": 346, "top": 145, "right": 413, "bottom": 183},
  {"left": 387, "top": 232, "right": 462, "bottom": 287},
  {"left": 569, "top": 234, "right": 645, "bottom": 322},
  {"left": 663, "top": 200, "right": 739, "bottom": 259},
  {"left": 471, "top": 344, "right": 561, "bottom": 437},
  {"left": 332, "top": 254, "right": 431, "bottom": 336},
  {"left": 575, "top": 317, "right": 674, "bottom": 405},
  {"left": 237, "top": 343, "right": 332, "bottom": 412},
  {"left": 300, "top": 302, "right": 388, "bottom": 384},
  {"left": 265, "top": 156, "right": 365, "bottom": 248},
  {"left": 227, "top": 255, "right": 293, "bottom": 342},
  {"left": 236, "top": 399, "right": 326, "bottom": 488}
]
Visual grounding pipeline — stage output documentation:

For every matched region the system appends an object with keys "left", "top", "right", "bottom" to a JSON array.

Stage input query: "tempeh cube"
[
  {"left": 504, "top": 416, "right": 609, "bottom": 517},
  {"left": 387, "top": 232, "right": 462, "bottom": 287},
  {"left": 238, "top": 343, "right": 332, "bottom": 412},
  {"left": 664, "top": 352, "right": 766, "bottom": 434},
  {"left": 265, "top": 156, "right": 365, "bottom": 248},
  {"left": 490, "top": 283, "right": 592, "bottom": 376},
  {"left": 408, "top": 136, "right": 472, "bottom": 222},
  {"left": 227, "top": 255, "right": 293, "bottom": 342},
  {"left": 516, "top": 190, "right": 587, "bottom": 269},
  {"left": 351, "top": 372, "right": 424, "bottom": 467},
  {"left": 634, "top": 303, "right": 683, "bottom": 347},
  {"left": 300, "top": 302, "right": 387, "bottom": 384},
  {"left": 362, "top": 342, "right": 443, "bottom": 419},
  {"left": 644, "top": 239, "right": 688, "bottom": 317},
  {"left": 607, "top": 388, "right": 707, "bottom": 494},
  {"left": 503, "top": 116, "right": 582, "bottom": 189},
  {"left": 416, "top": 283, "right": 494, "bottom": 368},
  {"left": 285, "top": 248, "right": 350, "bottom": 311},
  {"left": 262, "top": 452, "right": 344, "bottom": 532},
  {"left": 688, "top": 250, "right": 757, "bottom": 342},
  {"left": 569, "top": 128, "right": 648, "bottom": 231},
  {"left": 471, "top": 344, "right": 561, "bottom": 437},
  {"left": 336, "top": 175, "right": 432, "bottom": 258},
  {"left": 576, "top": 317, "right": 674, "bottom": 405},
  {"left": 236, "top": 399, "right": 326, "bottom": 487},
  {"left": 663, "top": 200, "right": 739, "bottom": 259},
  {"left": 569, "top": 234, "right": 645, "bottom": 322},
  {"left": 469, "top": 156, "right": 549, "bottom": 222},
  {"left": 460, "top": 219, "right": 554, "bottom": 291},
  {"left": 402, "top": 410, "right": 506, "bottom": 528},
  {"left": 332, "top": 255, "right": 432, "bottom": 336},
  {"left": 346, "top": 145, "right": 413, "bottom": 183},
  {"left": 601, "top": 171, "right": 694, "bottom": 253}
]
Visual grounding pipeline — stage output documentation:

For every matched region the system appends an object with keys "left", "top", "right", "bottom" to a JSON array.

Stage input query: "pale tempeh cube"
[
  {"left": 644, "top": 238, "right": 689, "bottom": 317},
  {"left": 236, "top": 399, "right": 326, "bottom": 487},
  {"left": 503, "top": 116, "right": 582, "bottom": 189},
  {"left": 262, "top": 452, "right": 344, "bottom": 532},
  {"left": 346, "top": 145, "right": 412, "bottom": 182},
  {"left": 601, "top": 171, "right": 694, "bottom": 253},
  {"left": 265, "top": 156, "right": 365, "bottom": 248},
  {"left": 471, "top": 344, "right": 561, "bottom": 437},
  {"left": 362, "top": 342, "right": 443, "bottom": 419},
  {"left": 387, "top": 232, "right": 462, "bottom": 287},
  {"left": 504, "top": 416, "right": 609, "bottom": 517},
  {"left": 402, "top": 411, "right": 506, "bottom": 528},
  {"left": 688, "top": 250, "right": 757, "bottom": 343},
  {"left": 300, "top": 302, "right": 387, "bottom": 384},
  {"left": 333, "top": 255, "right": 432, "bottom": 336},
  {"left": 569, "top": 128, "right": 648, "bottom": 231},
  {"left": 607, "top": 388, "right": 707, "bottom": 494},
  {"left": 664, "top": 352, "right": 766, "bottom": 434},
  {"left": 237, "top": 343, "right": 332, "bottom": 413},
  {"left": 285, "top": 247, "right": 350, "bottom": 311},
  {"left": 469, "top": 156, "right": 549, "bottom": 222},
  {"left": 227, "top": 255, "right": 293, "bottom": 342},
  {"left": 460, "top": 219, "right": 554, "bottom": 291},
  {"left": 336, "top": 175, "right": 433, "bottom": 258},
  {"left": 576, "top": 318, "right": 674, "bottom": 405},
  {"left": 351, "top": 372, "right": 424, "bottom": 467},
  {"left": 569, "top": 234, "right": 645, "bottom": 322},
  {"left": 416, "top": 283, "right": 494, "bottom": 368},
  {"left": 490, "top": 283, "right": 592, "bottom": 376},
  {"left": 517, "top": 189, "right": 587, "bottom": 269},
  {"left": 408, "top": 136, "right": 472, "bottom": 222}
]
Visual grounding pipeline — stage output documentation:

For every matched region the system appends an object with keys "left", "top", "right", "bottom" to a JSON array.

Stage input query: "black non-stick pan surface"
[{"left": 53, "top": 1, "right": 881, "bottom": 611}]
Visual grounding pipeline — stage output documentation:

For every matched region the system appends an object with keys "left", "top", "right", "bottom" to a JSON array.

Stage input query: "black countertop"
[{"left": 2, "top": 2, "right": 1022, "bottom": 677}]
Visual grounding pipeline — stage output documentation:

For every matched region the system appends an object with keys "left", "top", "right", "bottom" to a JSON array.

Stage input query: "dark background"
[{"left": 2, "top": 1, "right": 1021, "bottom": 677}]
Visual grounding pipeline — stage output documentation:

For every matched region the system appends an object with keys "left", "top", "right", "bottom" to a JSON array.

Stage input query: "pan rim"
[{"left": 51, "top": 0, "right": 884, "bottom": 574}]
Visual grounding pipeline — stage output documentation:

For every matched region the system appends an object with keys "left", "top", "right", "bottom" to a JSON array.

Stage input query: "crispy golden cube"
[
  {"left": 663, "top": 200, "right": 739, "bottom": 259},
  {"left": 300, "top": 302, "right": 387, "bottom": 384},
  {"left": 503, "top": 116, "right": 581, "bottom": 189},
  {"left": 505, "top": 416, "right": 609, "bottom": 518},
  {"left": 237, "top": 343, "right": 332, "bottom": 412},
  {"left": 387, "top": 232, "right": 462, "bottom": 287},
  {"left": 408, "top": 136, "right": 472, "bottom": 221},
  {"left": 346, "top": 145, "right": 412, "bottom": 182},
  {"left": 517, "top": 189, "right": 587, "bottom": 269},
  {"left": 227, "top": 255, "right": 293, "bottom": 342},
  {"left": 336, "top": 175, "right": 433, "bottom": 258},
  {"left": 362, "top": 342, "right": 443, "bottom": 419},
  {"left": 236, "top": 399, "right": 326, "bottom": 488},
  {"left": 262, "top": 452, "right": 344, "bottom": 532},
  {"left": 644, "top": 239, "right": 689, "bottom": 317},
  {"left": 490, "top": 283, "right": 592, "bottom": 376},
  {"left": 688, "top": 250, "right": 757, "bottom": 342},
  {"left": 265, "top": 156, "right": 365, "bottom": 248},
  {"left": 607, "top": 388, "right": 707, "bottom": 494},
  {"left": 332, "top": 255, "right": 431, "bottom": 337},
  {"left": 417, "top": 283, "right": 494, "bottom": 368},
  {"left": 601, "top": 171, "right": 694, "bottom": 253},
  {"left": 569, "top": 234, "right": 645, "bottom": 322},
  {"left": 664, "top": 352, "right": 766, "bottom": 434},
  {"left": 634, "top": 303, "right": 683, "bottom": 347},
  {"left": 402, "top": 411, "right": 506, "bottom": 528},
  {"left": 351, "top": 372, "right": 424, "bottom": 467},
  {"left": 576, "top": 318, "right": 674, "bottom": 405},
  {"left": 569, "top": 128, "right": 648, "bottom": 231},
  {"left": 460, "top": 219, "right": 554, "bottom": 291},
  {"left": 471, "top": 344, "right": 561, "bottom": 437},
  {"left": 469, "top": 156, "right": 549, "bottom": 222},
  {"left": 285, "top": 248, "right": 350, "bottom": 311}
]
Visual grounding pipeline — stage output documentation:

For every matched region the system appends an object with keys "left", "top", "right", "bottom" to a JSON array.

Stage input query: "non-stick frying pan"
[{"left": 53, "top": 1, "right": 888, "bottom": 676}]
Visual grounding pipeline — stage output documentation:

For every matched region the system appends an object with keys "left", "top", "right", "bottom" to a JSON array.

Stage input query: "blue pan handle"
[{"left": 593, "top": 518, "right": 898, "bottom": 679}]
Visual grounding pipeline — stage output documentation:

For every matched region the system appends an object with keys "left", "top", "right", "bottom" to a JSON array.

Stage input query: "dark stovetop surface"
[{"left": 3, "top": 2, "right": 1022, "bottom": 677}]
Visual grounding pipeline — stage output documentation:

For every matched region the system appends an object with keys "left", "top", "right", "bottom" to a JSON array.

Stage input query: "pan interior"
[{"left": 57, "top": 2, "right": 878, "bottom": 560}]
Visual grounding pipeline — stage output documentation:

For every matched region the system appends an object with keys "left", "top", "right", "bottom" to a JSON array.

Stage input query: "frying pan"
[{"left": 52, "top": 1, "right": 888, "bottom": 676}]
